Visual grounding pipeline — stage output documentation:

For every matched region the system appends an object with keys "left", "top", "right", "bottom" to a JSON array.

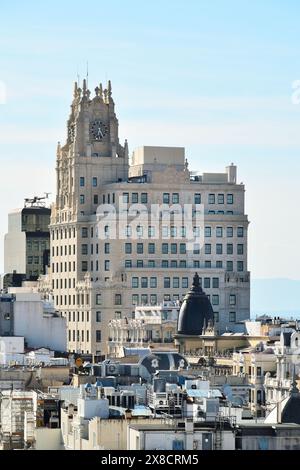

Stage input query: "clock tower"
[{"left": 54, "top": 79, "right": 129, "bottom": 222}]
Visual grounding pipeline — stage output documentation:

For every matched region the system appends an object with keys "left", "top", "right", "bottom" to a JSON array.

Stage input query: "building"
[
  {"left": 128, "top": 419, "right": 236, "bottom": 451},
  {"left": 0, "top": 289, "right": 66, "bottom": 352},
  {"left": 4, "top": 200, "right": 51, "bottom": 284},
  {"left": 264, "top": 330, "right": 300, "bottom": 410},
  {"left": 46, "top": 80, "right": 250, "bottom": 356},
  {"left": 108, "top": 301, "right": 179, "bottom": 357}
]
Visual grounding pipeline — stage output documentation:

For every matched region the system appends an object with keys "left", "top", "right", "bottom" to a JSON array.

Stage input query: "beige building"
[
  {"left": 108, "top": 301, "right": 179, "bottom": 357},
  {"left": 46, "top": 80, "right": 250, "bottom": 355}
]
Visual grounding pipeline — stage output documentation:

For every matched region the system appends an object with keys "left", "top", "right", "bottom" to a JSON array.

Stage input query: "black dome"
[{"left": 177, "top": 273, "right": 214, "bottom": 335}]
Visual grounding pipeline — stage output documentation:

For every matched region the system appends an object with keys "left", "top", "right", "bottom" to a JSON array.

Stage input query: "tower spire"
[{"left": 108, "top": 80, "right": 112, "bottom": 99}]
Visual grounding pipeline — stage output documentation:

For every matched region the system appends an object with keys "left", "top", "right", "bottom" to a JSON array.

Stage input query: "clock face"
[{"left": 90, "top": 120, "right": 109, "bottom": 141}]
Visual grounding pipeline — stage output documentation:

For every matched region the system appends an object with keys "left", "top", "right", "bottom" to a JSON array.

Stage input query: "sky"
[{"left": 0, "top": 0, "right": 300, "bottom": 281}]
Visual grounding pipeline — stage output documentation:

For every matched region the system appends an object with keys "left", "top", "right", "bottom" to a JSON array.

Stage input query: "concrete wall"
[
  {"left": 4, "top": 211, "right": 26, "bottom": 274},
  {"left": 13, "top": 295, "right": 66, "bottom": 351},
  {"left": 34, "top": 428, "right": 63, "bottom": 450},
  {"left": 128, "top": 428, "right": 235, "bottom": 450}
]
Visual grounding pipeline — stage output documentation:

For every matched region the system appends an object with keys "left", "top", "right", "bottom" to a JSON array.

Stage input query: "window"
[
  {"left": 162, "top": 226, "right": 169, "bottom": 238},
  {"left": 227, "top": 194, "right": 234, "bottom": 204},
  {"left": 115, "top": 294, "right": 122, "bottom": 305},
  {"left": 208, "top": 194, "right": 215, "bottom": 204},
  {"left": 172, "top": 193, "right": 179, "bottom": 204},
  {"left": 205, "top": 226, "right": 211, "bottom": 237},
  {"left": 141, "top": 277, "right": 148, "bottom": 288},
  {"left": 194, "top": 193, "right": 201, "bottom": 204},
  {"left": 137, "top": 260, "right": 144, "bottom": 268},
  {"left": 216, "top": 244, "right": 223, "bottom": 255},
  {"left": 227, "top": 227, "right": 233, "bottom": 238},
  {"left": 132, "top": 294, "right": 139, "bottom": 305},
  {"left": 82, "top": 261, "right": 88, "bottom": 272},
  {"left": 171, "top": 243, "right": 177, "bottom": 254},
  {"left": 141, "top": 193, "right": 148, "bottom": 204},
  {"left": 92, "top": 177, "right": 97, "bottom": 187},
  {"left": 182, "top": 277, "right": 189, "bottom": 289},
  {"left": 170, "top": 226, "right": 177, "bottom": 237},
  {"left": 193, "top": 243, "right": 200, "bottom": 255},
  {"left": 125, "top": 243, "right": 132, "bottom": 254},
  {"left": 170, "top": 260, "right": 177, "bottom": 268},
  {"left": 193, "top": 260, "right": 200, "bottom": 268},
  {"left": 229, "top": 294, "right": 236, "bottom": 305},
  {"left": 125, "top": 260, "right": 132, "bottom": 268},
  {"left": 137, "top": 243, "right": 143, "bottom": 254},
  {"left": 136, "top": 225, "right": 143, "bottom": 238},
  {"left": 180, "top": 260, "right": 186, "bottom": 268},
  {"left": 257, "top": 367, "right": 262, "bottom": 377},
  {"left": 93, "top": 195, "right": 98, "bottom": 205},
  {"left": 205, "top": 244, "right": 211, "bottom": 255},
  {"left": 80, "top": 194, "right": 85, "bottom": 204},
  {"left": 237, "top": 227, "right": 244, "bottom": 237},
  {"left": 164, "top": 277, "right": 171, "bottom": 288},
  {"left": 237, "top": 261, "right": 244, "bottom": 272},
  {"left": 96, "top": 294, "right": 102, "bottom": 305},
  {"left": 96, "top": 330, "right": 101, "bottom": 342},
  {"left": 173, "top": 277, "right": 180, "bottom": 288},
  {"left": 125, "top": 225, "right": 132, "bottom": 237},
  {"left": 212, "top": 295, "right": 219, "bottom": 305},
  {"left": 205, "top": 260, "right": 211, "bottom": 268},
  {"left": 212, "top": 277, "right": 219, "bottom": 288},
  {"left": 161, "top": 260, "right": 169, "bottom": 268},
  {"left": 216, "top": 227, "right": 223, "bottom": 238},
  {"left": 148, "top": 259, "right": 156, "bottom": 268},
  {"left": 81, "top": 244, "right": 88, "bottom": 255},
  {"left": 148, "top": 243, "right": 155, "bottom": 254},
  {"left": 227, "top": 261, "right": 233, "bottom": 272},
  {"left": 129, "top": 192, "right": 138, "bottom": 204},
  {"left": 218, "top": 194, "right": 224, "bottom": 204},
  {"left": 150, "top": 277, "right": 157, "bottom": 288},
  {"left": 179, "top": 243, "right": 186, "bottom": 254},
  {"left": 181, "top": 226, "right": 186, "bottom": 237},
  {"left": 104, "top": 243, "right": 110, "bottom": 254},
  {"left": 227, "top": 243, "right": 233, "bottom": 255},
  {"left": 81, "top": 227, "right": 88, "bottom": 238},
  {"left": 163, "top": 193, "right": 170, "bottom": 204},
  {"left": 148, "top": 226, "right": 155, "bottom": 238},
  {"left": 96, "top": 311, "right": 101, "bottom": 322},
  {"left": 104, "top": 260, "right": 110, "bottom": 271},
  {"left": 132, "top": 277, "right": 139, "bottom": 288},
  {"left": 162, "top": 243, "right": 168, "bottom": 254},
  {"left": 150, "top": 294, "right": 157, "bottom": 305},
  {"left": 141, "top": 294, "right": 148, "bottom": 305},
  {"left": 229, "top": 312, "right": 236, "bottom": 322},
  {"left": 237, "top": 244, "right": 244, "bottom": 255},
  {"left": 122, "top": 192, "right": 129, "bottom": 203},
  {"left": 28, "top": 256, "right": 33, "bottom": 264},
  {"left": 80, "top": 177, "right": 85, "bottom": 187},
  {"left": 204, "top": 277, "right": 210, "bottom": 289}
]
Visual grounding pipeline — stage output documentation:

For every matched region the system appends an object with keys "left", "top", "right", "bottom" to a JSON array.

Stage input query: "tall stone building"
[
  {"left": 49, "top": 80, "right": 250, "bottom": 356},
  {"left": 4, "top": 201, "right": 51, "bottom": 283}
]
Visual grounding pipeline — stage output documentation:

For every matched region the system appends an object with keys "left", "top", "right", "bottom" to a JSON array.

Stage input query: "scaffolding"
[{"left": 0, "top": 390, "right": 33, "bottom": 450}]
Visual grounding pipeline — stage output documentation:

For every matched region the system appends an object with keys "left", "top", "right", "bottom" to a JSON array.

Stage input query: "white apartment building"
[{"left": 46, "top": 80, "right": 250, "bottom": 356}]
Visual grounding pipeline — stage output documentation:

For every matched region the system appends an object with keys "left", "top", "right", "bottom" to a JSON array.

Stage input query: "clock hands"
[{"left": 96, "top": 126, "right": 104, "bottom": 139}]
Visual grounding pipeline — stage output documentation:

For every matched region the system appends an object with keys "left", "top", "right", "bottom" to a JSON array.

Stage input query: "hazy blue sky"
[{"left": 1, "top": 0, "right": 300, "bottom": 280}]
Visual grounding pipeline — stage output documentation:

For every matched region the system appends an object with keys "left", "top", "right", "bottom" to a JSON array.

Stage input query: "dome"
[{"left": 177, "top": 273, "right": 214, "bottom": 335}]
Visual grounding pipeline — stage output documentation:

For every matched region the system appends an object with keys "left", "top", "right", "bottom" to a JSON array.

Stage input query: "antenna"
[{"left": 86, "top": 61, "right": 89, "bottom": 88}]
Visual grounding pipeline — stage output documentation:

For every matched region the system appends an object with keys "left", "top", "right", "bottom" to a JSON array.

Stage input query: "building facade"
[
  {"left": 47, "top": 80, "right": 250, "bottom": 355},
  {"left": 108, "top": 301, "right": 179, "bottom": 357},
  {"left": 4, "top": 204, "right": 51, "bottom": 282}
]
